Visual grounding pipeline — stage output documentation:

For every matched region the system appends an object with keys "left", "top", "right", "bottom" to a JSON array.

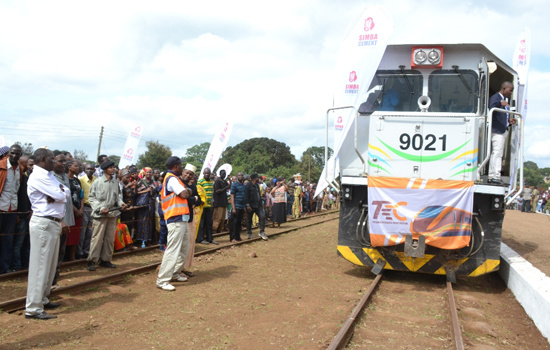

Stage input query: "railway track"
[
  {"left": 0, "top": 211, "right": 339, "bottom": 313},
  {"left": 328, "top": 273, "right": 465, "bottom": 350}
]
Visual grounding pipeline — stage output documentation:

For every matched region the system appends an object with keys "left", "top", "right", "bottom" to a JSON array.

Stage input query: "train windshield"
[
  {"left": 428, "top": 70, "right": 479, "bottom": 113},
  {"left": 367, "top": 70, "right": 423, "bottom": 112}
]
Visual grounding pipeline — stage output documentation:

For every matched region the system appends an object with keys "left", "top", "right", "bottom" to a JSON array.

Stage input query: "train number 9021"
[{"left": 399, "top": 133, "right": 447, "bottom": 151}]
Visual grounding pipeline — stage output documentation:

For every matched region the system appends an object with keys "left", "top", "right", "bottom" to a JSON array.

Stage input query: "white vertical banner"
[
  {"left": 316, "top": 5, "right": 393, "bottom": 196},
  {"left": 119, "top": 124, "right": 143, "bottom": 168},
  {"left": 509, "top": 27, "right": 530, "bottom": 190},
  {"left": 333, "top": 5, "right": 393, "bottom": 158},
  {"left": 200, "top": 121, "right": 233, "bottom": 177}
]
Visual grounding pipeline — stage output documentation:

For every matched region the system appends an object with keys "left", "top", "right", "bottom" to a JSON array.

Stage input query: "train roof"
[{"left": 386, "top": 43, "right": 516, "bottom": 75}]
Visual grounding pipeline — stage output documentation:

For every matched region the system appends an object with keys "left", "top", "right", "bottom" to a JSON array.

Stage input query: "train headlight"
[
  {"left": 411, "top": 46, "right": 443, "bottom": 68},
  {"left": 414, "top": 50, "right": 427, "bottom": 63},
  {"left": 427, "top": 49, "right": 440, "bottom": 63},
  {"left": 343, "top": 187, "right": 352, "bottom": 201},
  {"left": 492, "top": 196, "right": 503, "bottom": 211}
]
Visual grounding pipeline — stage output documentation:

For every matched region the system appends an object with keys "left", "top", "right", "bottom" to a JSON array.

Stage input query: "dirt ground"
[
  {"left": 0, "top": 210, "right": 548, "bottom": 349},
  {"left": 502, "top": 210, "right": 550, "bottom": 276}
]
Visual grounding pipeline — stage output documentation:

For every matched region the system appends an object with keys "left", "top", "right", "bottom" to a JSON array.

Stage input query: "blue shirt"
[
  {"left": 489, "top": 92, "right": 509, "bottom": 135},
  {"left": 231, "top": 181, "right": 246, "bottom": 209}
]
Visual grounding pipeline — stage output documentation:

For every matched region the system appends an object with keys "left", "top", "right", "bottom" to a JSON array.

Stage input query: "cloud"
[{"left": 1, "top": 0, "right": 549, "bottom": 169}]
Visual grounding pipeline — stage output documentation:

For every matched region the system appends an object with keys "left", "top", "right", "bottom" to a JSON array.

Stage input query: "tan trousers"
[
  {"left": 25, "top": 216, "right": 62, "bottom": 316},
  {"left": 212, "top": 206, "right": 226, "bottom": 232},
  {"left": 157, "top": 220, "right": 189, "bottom": 286},
  {"left": 88, "top": 217, "right": 117, "bottom": 264}
]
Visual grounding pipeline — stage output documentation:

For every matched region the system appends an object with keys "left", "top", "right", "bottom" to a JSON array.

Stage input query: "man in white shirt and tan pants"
[{"left": 25, "top": 148, "right": 71, "bottom": 320}]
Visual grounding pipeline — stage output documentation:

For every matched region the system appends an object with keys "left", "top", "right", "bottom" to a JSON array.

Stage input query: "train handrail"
[
  {"left": 354, "top": 108, "right": 366, "bottom": 176},
  {"left": 325, "top": 106, "right": 355, "bottom": 190},
  {"left": 506, "top": 113, "right": 524, "bottom": 206},
  {"left": 477, "top": 108, "right": 523, "bottom": 182}
]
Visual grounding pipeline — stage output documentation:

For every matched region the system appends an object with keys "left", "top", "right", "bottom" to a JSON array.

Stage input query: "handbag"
[{"left": 136, "top": 180, "right": 151, "bottom": 206}]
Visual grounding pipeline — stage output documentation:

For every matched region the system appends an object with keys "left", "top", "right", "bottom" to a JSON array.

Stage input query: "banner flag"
[
  {"left": 367, "top": 177, "right": 474, "bottom": 250},
  {"left": 119, "top": 124, "right": 143, "bottom": 169},
  {"left": 316, "top": 5, "right": 393, "bottom": 195},
  {"left": 509, "top": 27, "right": 530, "bottom": 190},
  {"left": 314, "top": 155, "right": 338, "bottom": 198},
  {"left": 200, "top": 121, "right": 233, "bottom": 178},
  {"left": 332, "top": 5, "right": 393, "bottom": 156}
]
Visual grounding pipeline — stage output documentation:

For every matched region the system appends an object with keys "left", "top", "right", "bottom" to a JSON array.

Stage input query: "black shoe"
[
  {"left": 489, "top": 178, "right": 505, "bottom": 185},
  {"left": 25, "top": 312, "right": 57, "bottom": 320},
  {"left": 99, "top": 261, "right": 117, "bottom": 268},
  {"left": 87, "top": 261, "right": 96, "bottom": 271},
  {"left": 44, "top": 302, "right": 61, "bottom": 309}
]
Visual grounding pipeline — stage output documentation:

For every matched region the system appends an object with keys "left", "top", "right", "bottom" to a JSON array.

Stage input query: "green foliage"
[
  {"left": 73, "top": 149, "right": 88, "bottom": 163},
  {"left": 185, "top": 142, "right": 211, "bottom": 169},
  {"left": 522, "top": 161, "right": 549, "bottom": 188},
  {"left": 136, "top": 140, "right": 172, "bottom": 170},
  {"left": 297, "top": 146, "right": 333, "bottom": 182},
  {"left": 108, "top": 155, "right": 121, "bottom": 167},
  {"left": 222, "top": 138, "right": 297, "bottom": 176},
  {"left": 14, "top": 142, "right": 34, "bottom": 155}
]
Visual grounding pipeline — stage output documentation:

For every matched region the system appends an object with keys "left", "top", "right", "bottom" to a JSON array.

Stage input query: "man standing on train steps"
[
  {"left": 25, "top": 148, "right": 71, "bottom": 320},
  {"left": 157, "top": 156, "right": 196, "bottom": 291},
  {"left": 87, "top": 160, "right": 126, "bottom": 271},
  {"left": 488, "top": 81, "right": 516, "bottom": 185}
]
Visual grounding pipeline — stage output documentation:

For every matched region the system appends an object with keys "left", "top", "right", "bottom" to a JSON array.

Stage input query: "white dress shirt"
[{"left": 27, "top": 165, "right": 70, "bottom": 219}]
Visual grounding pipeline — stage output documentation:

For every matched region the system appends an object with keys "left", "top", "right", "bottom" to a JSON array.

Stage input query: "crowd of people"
[
  {"left": 0, "top": 144, "right": 338, "bottom": 319},
  {"left": 508, "top": 184, "right": 550, "bottom": 213}
]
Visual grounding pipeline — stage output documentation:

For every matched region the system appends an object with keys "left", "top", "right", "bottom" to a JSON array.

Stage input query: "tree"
[
  {"left": 298, "top": 146, "right": 333, "bottom": 182},
  {"left": 222, "top": 138, "right": 297, "bottom": 176},
  {"left": 136, "top": 141, "right": 172, "bottom": 170},
  {"left": 522, "top": 161, "right": 547, "bottom": 188},
  {"left": 73, "top": 149, "right": 88, "bottom": 163},
  {"left": 14, "top": 142, "right": 34, "bottom": 155},
  {"left": 108, "top": 155, "right": 121, "bottom": 167},
  {"left": 185, "top": 142, "right": 211, "bottom": 169}
]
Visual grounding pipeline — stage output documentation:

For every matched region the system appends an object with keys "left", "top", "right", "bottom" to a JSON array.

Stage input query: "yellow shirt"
[{"left": 79, "top": 175, "right": 96, "bottom": 206}]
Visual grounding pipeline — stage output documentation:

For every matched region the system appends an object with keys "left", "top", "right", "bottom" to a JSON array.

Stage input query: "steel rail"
[
  {"left": 447, "top": 281, "right": 465, "bottom": 350},
  {"left": 0, "top": 214, "right": 339, "bottom": 313},
  {"left": 0, "top": 210, "right": 339, "bottom": 282},
  {"left": 327, "top": 273, "right": 383, "bottom": 350}
]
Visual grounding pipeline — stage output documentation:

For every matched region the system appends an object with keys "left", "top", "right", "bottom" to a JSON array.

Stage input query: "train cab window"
[
  {"left": 367, "top": 70, "right": 423, "bottom": 112},
  {"left": 428, "top": 70, "right": 479, "bottom": 113}
]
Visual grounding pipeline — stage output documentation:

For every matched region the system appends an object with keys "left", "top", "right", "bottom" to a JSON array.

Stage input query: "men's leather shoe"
[
  {"left": 489, "top": 178, "right": 505, "bottom": 185},
  {"left": 25, "top": 312, "right": 57, "bottom": 320},
  {"left": 99, "top": 261, "right": 117, "bottom": 268},
  {"left": 44, "top": 302, "right": 61, "bottom": 309},
  {"left": 210, "top": 240, "right": 219, "bottom": 245},
  {"left": 200, "top": 240, "right": 210, "bottom": 244},
  {"left": 87, "top": 261, "right": 96, "bottom": 271}
]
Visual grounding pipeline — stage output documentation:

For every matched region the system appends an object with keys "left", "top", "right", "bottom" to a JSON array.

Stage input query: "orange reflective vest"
[{"left": 161, "top": 172, "right": 190, "bottom": 220}]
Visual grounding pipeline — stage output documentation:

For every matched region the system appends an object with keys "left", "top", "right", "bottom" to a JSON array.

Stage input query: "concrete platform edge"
[{"left": 499, "top": 242, "right": 550, "bottom": 343}]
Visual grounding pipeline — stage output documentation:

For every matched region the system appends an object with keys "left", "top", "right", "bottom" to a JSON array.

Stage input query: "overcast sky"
[{"left": 1, "top": 0, "right": 549, "bottom": 168}]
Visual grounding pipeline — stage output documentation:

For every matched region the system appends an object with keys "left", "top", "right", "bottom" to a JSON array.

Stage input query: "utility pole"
[
  {"left": 308, "top": 148, "right": 311, "bottom": 182},
  {"left": 97, "top": 126, "right": 104, "bottom": 163}
]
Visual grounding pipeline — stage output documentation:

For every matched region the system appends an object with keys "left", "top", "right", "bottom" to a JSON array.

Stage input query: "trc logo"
[{"left": 371, "top": 200, "right": 407, "bottom": 221}]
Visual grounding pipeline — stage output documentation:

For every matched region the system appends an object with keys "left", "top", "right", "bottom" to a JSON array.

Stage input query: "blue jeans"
[
  {"left": 286, "top": 196, "right": 294, "bottom": 216},
  {"left": 12, "top": 218, "right": 30, "bottom": 270},
  {"left": 0, "top": 212, "right": 17, "bottom": 274}
]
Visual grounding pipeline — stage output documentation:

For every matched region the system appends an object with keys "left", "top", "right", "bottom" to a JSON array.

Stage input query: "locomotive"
[{"left": 331, "top": 44, "right": 524, "bottom": 281}]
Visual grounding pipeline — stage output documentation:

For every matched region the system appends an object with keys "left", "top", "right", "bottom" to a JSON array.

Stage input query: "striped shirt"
[{"left": 197, "top": 178, "right": 213, "bottom": 208}]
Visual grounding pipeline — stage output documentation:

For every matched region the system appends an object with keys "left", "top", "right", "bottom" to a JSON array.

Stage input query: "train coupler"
[{"left": 404, "top": 235, "right": 426, "bottom": 258}]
